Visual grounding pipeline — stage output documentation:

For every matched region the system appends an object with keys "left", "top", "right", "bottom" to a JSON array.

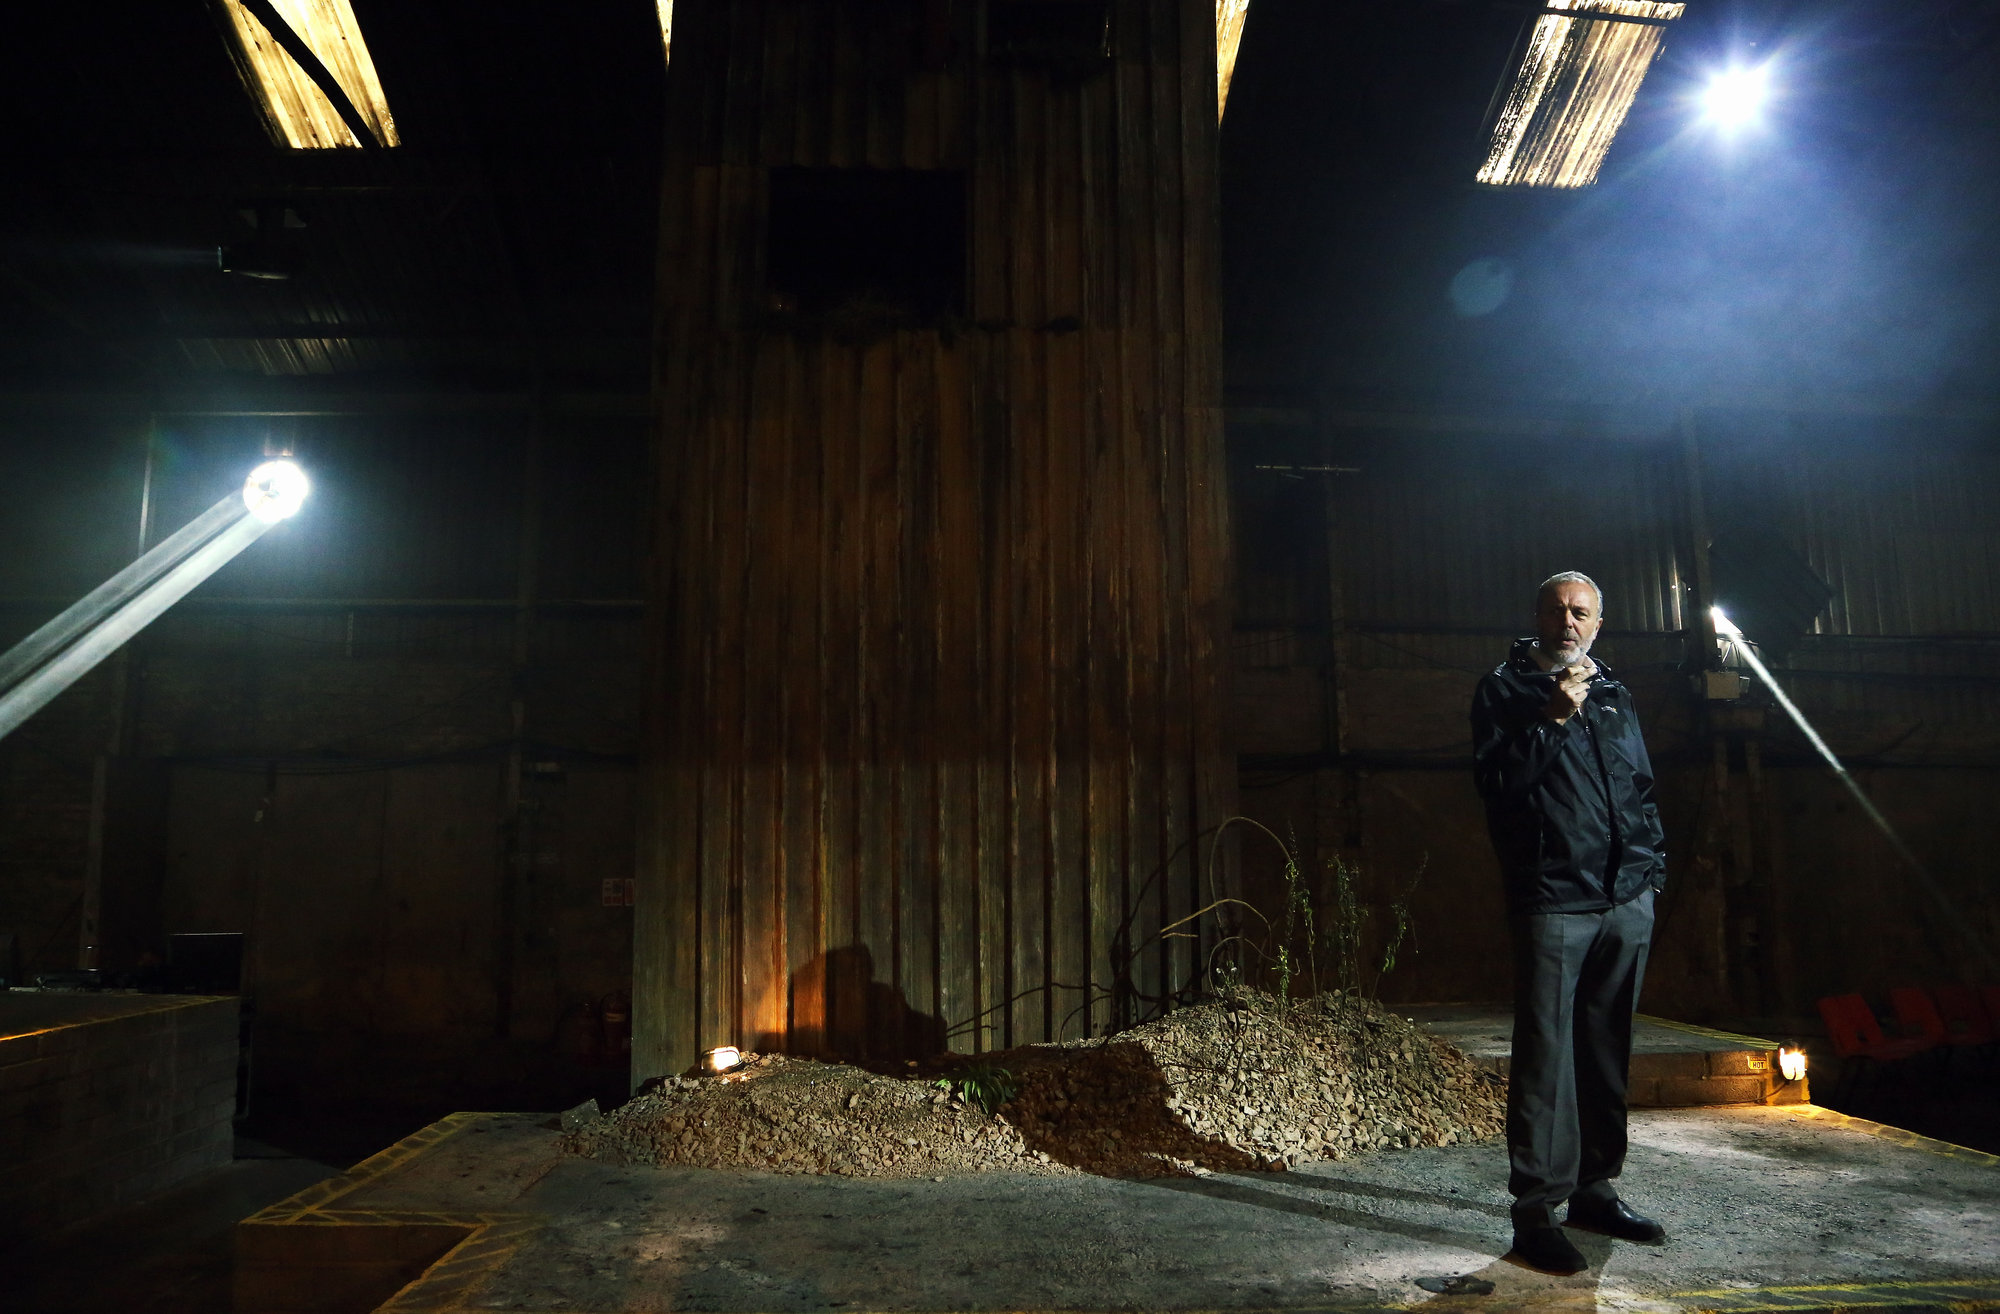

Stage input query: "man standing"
[{"left": 1471, "top": 572, "right": 1669, "bottom": 1274}]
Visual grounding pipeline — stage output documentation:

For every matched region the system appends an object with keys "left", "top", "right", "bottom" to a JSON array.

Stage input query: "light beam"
[{"left": 1711, "top": 606, "right": 1995, "bottom": 974}]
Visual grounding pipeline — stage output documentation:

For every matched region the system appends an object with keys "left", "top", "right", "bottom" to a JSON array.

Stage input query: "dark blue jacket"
[{"left": 1471, "top": 638, "right": 1666, "bottom": 915}]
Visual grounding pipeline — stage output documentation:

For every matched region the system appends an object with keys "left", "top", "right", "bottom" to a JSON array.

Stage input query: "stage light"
[
  {"left": 1710, "top": 605, "right": 1742, "bottom": 639},
  {"left": 704, "top": 1046, "right": 743, "bottom": 1074},
  {"left": 1778, "top": 1047, "right": 1807, "bottom": 1083},
  {"left": 243, "top": 459, "right": 310, "bottom": 523},
  {"left": 1701, "top": 64, "right": 1770, "bottom": 130}
]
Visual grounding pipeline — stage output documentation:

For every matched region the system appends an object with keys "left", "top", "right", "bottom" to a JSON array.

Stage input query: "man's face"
[{"left": 1536, "top": 580, "right": 1603, "bottom": 667}]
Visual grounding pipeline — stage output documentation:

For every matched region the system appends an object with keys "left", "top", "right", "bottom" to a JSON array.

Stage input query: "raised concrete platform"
[
  {"left": 2, "top": 990, "right": 239, "bottom": 1239},
  {"left": 236, "top": 1103, "right": 1998, "bottom": 1314},
  {"left": 1406, "top": 1006, "right": 1810, "bottom": 1107}
]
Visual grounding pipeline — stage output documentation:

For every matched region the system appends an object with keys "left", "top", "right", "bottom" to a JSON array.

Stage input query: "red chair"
[
  {"left": 1889, "top": 987, "right": 1949, "bottom": 1044},
  {"left": 1930, "top": 985, "right": 1994, "bottom": 1047},
  {"left": 1817, "top": 993, "right": 1936, "bottom": 1093}
]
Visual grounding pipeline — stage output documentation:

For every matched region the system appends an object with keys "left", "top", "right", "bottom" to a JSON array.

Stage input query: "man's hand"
[{"left": 1543, "top": 663, "right": 1595, "bottom": 724}]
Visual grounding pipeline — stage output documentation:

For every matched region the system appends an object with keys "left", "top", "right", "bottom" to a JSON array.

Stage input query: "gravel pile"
[{"left": 562, "top": 991, "right": 1505, "bottom": 1179}]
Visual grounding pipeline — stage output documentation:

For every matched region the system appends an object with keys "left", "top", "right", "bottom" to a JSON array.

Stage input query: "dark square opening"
[
  {"left": 988, "top": 0, "right": 1112, "bottom": 69},
  {"left": 766, "top": 168, "right": 967, "bottom": 322}
]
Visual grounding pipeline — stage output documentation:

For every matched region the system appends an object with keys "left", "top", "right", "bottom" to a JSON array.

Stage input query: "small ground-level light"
[
  {"left": 704, "top": 1046, "right": 743, "bottom": 1074},
  {"left": 1778, "top": 1047, "right": 1807, "bottom": 1083}
]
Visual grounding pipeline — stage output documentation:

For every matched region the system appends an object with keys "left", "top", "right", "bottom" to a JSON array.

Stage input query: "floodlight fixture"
[
  {"left": 1477, "top": 0, "right": 1685, "bottom": 189},
  {"left": 1700, "top": 63, "right": 1771, "bottom": 130},
  {"left": 244, "top": 459, "right": 310, "bottom": 523}
]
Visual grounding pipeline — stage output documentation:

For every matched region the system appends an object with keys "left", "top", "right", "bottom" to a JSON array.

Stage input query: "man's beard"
[{"left": 1540, "top": 635, "right": 1596, "bottom": 668}]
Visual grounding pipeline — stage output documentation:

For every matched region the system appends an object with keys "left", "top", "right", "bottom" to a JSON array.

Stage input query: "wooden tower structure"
[{"left": 635, "top": 0, "right": 1234, "bottom": 1079}]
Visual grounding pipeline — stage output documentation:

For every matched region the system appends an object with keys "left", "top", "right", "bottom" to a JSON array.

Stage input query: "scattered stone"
[
  {"left": 558, "top": 1098, "right": 602, "bottom": 1133},
  {"left": 562, "top": 991, "right": 1506, "bottom": 1179}
]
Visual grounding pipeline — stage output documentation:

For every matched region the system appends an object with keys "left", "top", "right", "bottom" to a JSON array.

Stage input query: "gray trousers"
[{"left": 1506, "top": 888, "right": 1655, "bottom": 1229}]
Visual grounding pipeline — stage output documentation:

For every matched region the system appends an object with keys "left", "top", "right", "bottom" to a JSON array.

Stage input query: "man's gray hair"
[{"left": 1537, "top": 571, "right": 1604, "bottom": 617}]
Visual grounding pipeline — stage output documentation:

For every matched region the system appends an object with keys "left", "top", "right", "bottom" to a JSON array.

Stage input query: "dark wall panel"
[{"left": 637, "top": 0, "right": 1234, "bottom": 1078}]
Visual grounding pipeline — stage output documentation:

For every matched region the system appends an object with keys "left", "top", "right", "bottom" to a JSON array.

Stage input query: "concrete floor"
[
  {"left": 4, "top": 1144, "right": 338, "bottom": 1314},
  {"left": 236, "top": 1103, "right": 2000, "bottom": 1314}
]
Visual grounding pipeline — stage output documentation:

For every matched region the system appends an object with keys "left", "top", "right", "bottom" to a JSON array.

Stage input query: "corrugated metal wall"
[
  {"left": 1327, "top": 431, "right": 1687, "bottom": 636},
  {"left": 637, "top": 0, "right": 1234, "bottom": 1077}
]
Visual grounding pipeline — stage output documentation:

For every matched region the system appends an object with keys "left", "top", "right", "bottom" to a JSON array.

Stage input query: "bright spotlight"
[
  {"left": 243, "top": 460, "right": 309, "bottom": 524},
  {"left": 1710, "top": 605, "right": 1743, "bottom": 640},
  {"left": 1701, "top": 64, "right": 1771, "bottom": 130}
]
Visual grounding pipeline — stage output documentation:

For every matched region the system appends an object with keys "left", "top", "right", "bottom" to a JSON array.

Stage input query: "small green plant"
[
  {"left": 1376, "top": 859, "right": 1426, "bottom": 984},
  {"left": 1326, "top": 852, "right": 1365, "bottom": 996},
  {"left": 934, "top": 1063, "right": 1019, "bottom": 1115}
]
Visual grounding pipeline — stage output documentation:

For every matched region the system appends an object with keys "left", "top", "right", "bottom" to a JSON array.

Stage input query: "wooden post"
[{"left": 634, "top": 0, "right": 1235, "bottom": 1080}]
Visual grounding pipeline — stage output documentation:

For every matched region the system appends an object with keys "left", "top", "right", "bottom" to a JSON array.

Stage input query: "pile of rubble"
[{"left": 561, "top": 991, "right": 1506, "bottom": 1179}]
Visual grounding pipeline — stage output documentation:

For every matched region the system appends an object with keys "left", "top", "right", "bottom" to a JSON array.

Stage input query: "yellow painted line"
[
  {"left": 0, "top": 993, "right": 234, "bottom": 1043},
  {"left": 1637, "top": 1014, "right": 1783, "bottom": 1051},
  {"left": 1672, "top": 1276, "right": 2000, "bottom": 1311},
  {"left": 237, "top": 1112, "right": 548, "bottom": 1314},
  {"left": 242, "top": 1110, "right": 502, "bottom": 1223},
  {"left": 1782, "top": 1103, "right": 2000, "bottom": 1167}
]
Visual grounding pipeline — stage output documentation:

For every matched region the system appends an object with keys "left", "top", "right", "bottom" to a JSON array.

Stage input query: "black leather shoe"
[
  {"left": 1566, "top": 1198, "right": 1667, "bottom": 1243},
  {"left": 1510, "top": 1225, "right": 1588, "bottom": 1274}
]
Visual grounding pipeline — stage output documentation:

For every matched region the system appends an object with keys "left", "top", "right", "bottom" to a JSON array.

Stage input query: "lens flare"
[
  {"left": 244, "top": 460, "right": 310, "bottom": 523},
  {"left": 1701, "top": 64, "right": 1770, "bottom": 130}
]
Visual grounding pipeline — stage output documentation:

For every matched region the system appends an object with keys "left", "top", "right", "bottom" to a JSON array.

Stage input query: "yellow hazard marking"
[
  {"left": 1782, "top": 1103, "right": 2000, "bottom": 1168},
  {"left": 1672, "top": 1276, "right": 2000, "bottom": 1311},
  {"left": 1636, "top": 1014, "right": 1783, "bottom": 1051},
  {"left": 238, "top": 1111, "right": 544, "bottom": 1312}
]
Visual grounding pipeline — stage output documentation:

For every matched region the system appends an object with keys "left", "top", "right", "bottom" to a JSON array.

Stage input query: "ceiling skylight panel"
[
  {"left": 217, "top": 0, "right": 400, "bottom": 149},
  {"left": 1217, "top": 0, "right": 1251, "bottom": 121},
  {"left": 1476, "top": 0, "right": 1682, "bottom": 189}
]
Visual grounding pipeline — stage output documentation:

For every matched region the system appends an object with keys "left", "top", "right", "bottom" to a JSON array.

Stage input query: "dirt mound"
[{"left": 562, "top": 991, "right": 1506, "bottom": 1178}]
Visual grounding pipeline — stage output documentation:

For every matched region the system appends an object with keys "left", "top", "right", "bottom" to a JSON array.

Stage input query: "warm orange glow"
[
  {"left": 704, "top": 1045, "right": 742, "bottom": 1073},
  {"left": 217, "top": 0, "right": 400, "bottom": 149},
  {"left": 1477, "top": 0, "right": 1683, "bottom": 188},
  {"left": 655, "top": 0, "right": 674, "bottom": 67},
  {"left": 1778, "top": 1047, "right": 1807, "bottom": 1082},
  {"left": 1217, "top": 0, "right": 1252, "bottom": 122}
]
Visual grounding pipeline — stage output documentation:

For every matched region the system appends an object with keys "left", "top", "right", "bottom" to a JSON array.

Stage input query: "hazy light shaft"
[
  {"left": 1712, "top": 607, "right": 1996, "bottom": 973},
  {"left": 0, "top": 515, "right": 273, "bottom": 744}
]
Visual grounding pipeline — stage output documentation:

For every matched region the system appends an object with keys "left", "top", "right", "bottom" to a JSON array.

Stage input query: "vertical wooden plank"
[
  {"left": 1005, "top": 330, "right": 1052, "bottom": 1044},
  {"left": 696, "top": 334, "right": 750, "bottom": 1054},
  {"left": 971, "top": 332, "right": 1013, "bottom": 1052},
  {"left": 1044, "top": 325, "right": 1089, "bottom": 1040},
  {"left": 780, "top": 339, "right": 826, "bottom": 1054},
  {"left": 738, "top": 338, "right": 791, "bottom": 1051},
  {"left": 855, "top": 335, "right": 901, "bottom": 1056},
  {"left": 816, "top": 344, "right": 860, "bottom": 1056},
  {"left": 934, "top": 337, "right": 981, "bottom": 1046},
  {"left": 894, "top": 332, "right": 942, "bottom": 1049}
]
